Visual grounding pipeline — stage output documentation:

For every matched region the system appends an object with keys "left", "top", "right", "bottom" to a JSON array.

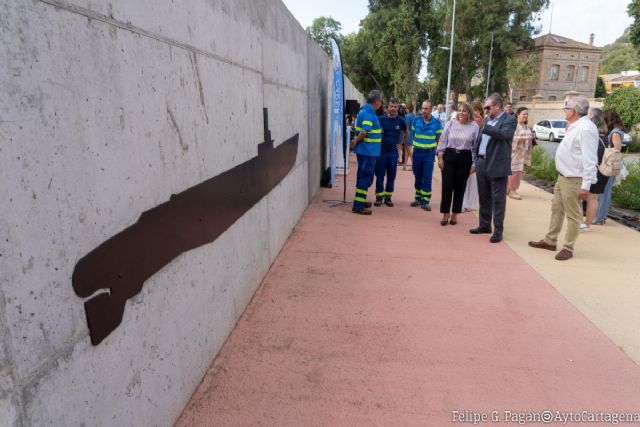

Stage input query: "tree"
[
  {"left": 603, "top": 87, "right": 640, "bottom": 130},
  {"left": 342, "top": 0, "right": 440, "bottom": 101},
  {"left": 306, "top": 16, "right": 343, "bottom": 55},
  {"left": 506, "top": 55, "right": 540, "bottom": 102},
  {"left": 426, "top": 0, "right": 549, "bottom": 103},
  {"left": 594, "top": 77, "right": 607, "bottom": 98},
  {"left": 599, "top": 28, "right": 639, "bottom": 74},
  {"left": 629, "top": 0, "right": 640, "bottom": 67}
]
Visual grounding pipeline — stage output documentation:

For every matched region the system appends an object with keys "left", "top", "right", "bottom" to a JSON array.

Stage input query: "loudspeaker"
[{"left": 345, "top": 100, "right": 360, "bottom": 115}]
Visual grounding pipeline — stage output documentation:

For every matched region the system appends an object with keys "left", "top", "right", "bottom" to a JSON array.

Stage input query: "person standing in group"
[
  {"left": 436, "top": 102, "right": 479, "bottom": 225},
  {"left": 374, "top": 98, "right": 408, "bottom": 207},
  {"left": 470, "top": 93, "right": 517, "bottom": 243},
  {"left": 505, "top": 102, "right": 515, "bottom": 116},
  {"left": 462, "top": 101, "right": 484, "bottom": 212},
  {"left": 401, "top": 102, "right": 416, "bottom": 170},
  {"left": 593, "top": 109, "right": 625, "bottom": 225},
  {"left": 410, "top": 100, "right": 443, "bottom": 211},
  {"left": 350, "top": 90, "right": 383, "bottom": 215},
  {"left": 434, "top": 104, "right": 447, "bottom": 125},
  {"left": 507, "top": 107, "right": 534, "bottom": 200},
  {"left": 528, "top": 96, "right": 598, "bottom": 260},
  {"left": 580, "top": 108, "right": 609, "bottom": 232}
]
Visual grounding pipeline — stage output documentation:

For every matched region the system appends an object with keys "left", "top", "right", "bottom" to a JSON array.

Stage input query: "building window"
[
  {"left": 520, "top": 95, "right": 527, "bottom": 101},
  {"left": 579, "top": 66, "right": 589, "bottom": 82},
  {"left": 550, "top": 64, "right": 559, "bottom": 80},
  {"left": 565, "top": 65, "right": 575, "bottom": 81},
  {"left": 548, "top": 96, "right": 557, "bottom": 101}
]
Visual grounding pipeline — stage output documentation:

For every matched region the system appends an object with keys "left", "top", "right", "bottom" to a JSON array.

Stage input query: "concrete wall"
[{"left": 0, "top": 1, "right": 361, "bottom": 425}]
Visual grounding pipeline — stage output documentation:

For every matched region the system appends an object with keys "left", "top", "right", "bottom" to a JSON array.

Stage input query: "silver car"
[{"left": 534, "top": 120, "right": 568, "bottom": 142}]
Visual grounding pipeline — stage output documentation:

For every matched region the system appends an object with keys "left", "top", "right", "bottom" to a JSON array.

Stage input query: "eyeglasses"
[
  {"left": 563, "top": 107, "right": 574, "bottom": 112},
  {"left": 484, "top": 106, "right": 492, "bottom": 111}
]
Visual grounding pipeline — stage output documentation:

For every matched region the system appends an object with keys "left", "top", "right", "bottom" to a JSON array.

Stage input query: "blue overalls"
[
  {"left": 411, "top": 115, "right": 443, "bottom": 207},
  {"left": 375, "top": 115, "right": 406, "bottom": 200},
  {"left": 353, "top": 104, "right": 382, "bottom": 210}
]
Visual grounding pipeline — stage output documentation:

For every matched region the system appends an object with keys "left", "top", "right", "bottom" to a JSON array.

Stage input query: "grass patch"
[
  {"left": 524, "top": 146, "right": 558, "bottom": 183},
  {"left": 612, "top": 161, "right": 640, "bottom": 210}
]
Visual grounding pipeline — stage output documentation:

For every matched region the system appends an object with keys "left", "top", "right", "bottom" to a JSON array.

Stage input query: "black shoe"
[
  {"left": 384, "top": 197, "right": 394, "bottom": 207},
  {"left": 364, "top": 202, "right": 372, "bottom": 208},
  {"left": 449, "top": 219, "right": 457, "bottom": 225},
  {"left": 410, "top": 200, "right": 421, "bottom": 207},
  {"left": 469, "top": 227, "right": 492, "bottom": 234},
  {"left": 490, "top": 234, "right": 502, "bottom": 243},
  {"left": 374, "top": 198, "right": 383, "bottom": 207},
  {"left": 440, "top": 219, "right": 449, "bottom": 226},
  {"left": 352, "top": 207, "right": 372, "bottom": 215}
]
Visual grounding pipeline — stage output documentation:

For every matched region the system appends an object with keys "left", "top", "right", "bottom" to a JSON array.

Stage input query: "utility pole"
[
  {"left": 445, "top": 0, "right": 456, "bottom": 118},
  {"left": 485, "top": 33, "right": 494, "bottom": 99}
]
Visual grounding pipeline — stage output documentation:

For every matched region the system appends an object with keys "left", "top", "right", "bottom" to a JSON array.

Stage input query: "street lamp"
[{"left": 444, "top": 0, "right": 456, "bottom": 119}]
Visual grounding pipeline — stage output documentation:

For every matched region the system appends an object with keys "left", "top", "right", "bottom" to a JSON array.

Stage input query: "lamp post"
[
  {"left": 485, "top": 32, "right": 494, "bottom": 98},
  {"left": 444, "top": 0, "right": 456, "bottom": 118}
]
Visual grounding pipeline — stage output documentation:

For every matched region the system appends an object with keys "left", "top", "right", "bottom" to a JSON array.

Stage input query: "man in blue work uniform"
[
  {"left": 374, "top": 97, "right": 408, "bottom": 207},
  {"left": 350, "top": 90, "right": 383, "bottom": 215},
  {"left": 411, "top": 100, "right": 443, "bottom": 211}
]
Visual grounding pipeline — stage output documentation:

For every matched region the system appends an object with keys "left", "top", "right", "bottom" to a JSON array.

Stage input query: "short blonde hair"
[{"left": 457, "top": 102, "right": 473, "bottom": 122}]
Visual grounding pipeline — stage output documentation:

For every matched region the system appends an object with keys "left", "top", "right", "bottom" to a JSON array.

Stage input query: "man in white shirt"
[{"left": 528, "top": 96, "right": 598, "bottom": 260}]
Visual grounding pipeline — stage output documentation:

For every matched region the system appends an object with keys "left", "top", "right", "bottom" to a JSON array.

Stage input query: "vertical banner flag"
[{"left": 329, "top": 38, "right": 345, "bottom": 183}]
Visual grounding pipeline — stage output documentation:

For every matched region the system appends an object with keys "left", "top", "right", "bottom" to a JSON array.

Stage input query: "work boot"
[
  {"left": 421, "top": 204, "right": 431, "bottom": 211},
  {"left": 410, "top": 200, "right": 421, "bottom": 207},
  {"left": 384, "top": 197, "right": 394, "bottom": 207},
  {"left": 364, "top": 202, "right": 372, "bottom": 208},
  {"left": 352, "top": 207, "right": 373, "bottom": 215},
  {"left": 374, "top": 197, "right": 383, "bottom": 207}
]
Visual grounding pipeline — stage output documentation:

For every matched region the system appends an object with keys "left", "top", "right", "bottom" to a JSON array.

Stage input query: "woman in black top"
[{"left": 582, "top": 108, "right": 608, "bottom": 232}]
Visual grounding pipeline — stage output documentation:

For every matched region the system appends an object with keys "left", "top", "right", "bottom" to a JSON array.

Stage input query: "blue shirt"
[
  {"left": 354, "top": 104, "right": 382, "bottom": 157},
  {"left": 379, "top": 115, "right": 407, "bottom": 152},
  {"left": 405, "top": 112, "right": 416, "bottom": 141},
  {"left": 411, "top": 115, "right": 443, "bottom": 150}
]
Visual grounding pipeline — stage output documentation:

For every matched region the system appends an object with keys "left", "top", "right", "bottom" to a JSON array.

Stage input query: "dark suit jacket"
[{"left": 473, "top": 112, "right": 517, "bottom": 178}]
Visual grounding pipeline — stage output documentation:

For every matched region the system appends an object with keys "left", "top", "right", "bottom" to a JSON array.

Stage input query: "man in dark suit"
[{"left": 470, "top": 94, "right": 517, "bottom": 243}]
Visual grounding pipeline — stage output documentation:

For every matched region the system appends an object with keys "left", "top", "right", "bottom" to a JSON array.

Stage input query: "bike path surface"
[{"left": 177, "top": 158, "right": 640, "bottom": 426}]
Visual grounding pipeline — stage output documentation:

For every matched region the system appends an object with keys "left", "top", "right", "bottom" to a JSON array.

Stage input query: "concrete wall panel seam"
[{"left": 37, "top": 0, "right": 263, "bottom": 77}]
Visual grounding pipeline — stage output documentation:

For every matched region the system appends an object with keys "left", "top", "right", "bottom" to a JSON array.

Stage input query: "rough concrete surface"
[
  {"left": 0, "top": 0, "right": 361, "bottom": 425},
  {"left": 177, "top": 161, "right": 640, "bottom": 426}
]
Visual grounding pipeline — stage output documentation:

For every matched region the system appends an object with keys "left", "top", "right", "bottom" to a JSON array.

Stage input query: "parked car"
[
  {"left": 622, "top": 132, "right": 632, "bottom": 150},
  {"left": 533, "top": 120, "right": 568, "bottom": 142}
]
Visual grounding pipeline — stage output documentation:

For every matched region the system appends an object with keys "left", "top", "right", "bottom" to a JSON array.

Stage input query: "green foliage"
[
  {"left": 629, "top": 0, "right": 640, "bottom": 67},
  {"left": 603, "top": 87, "right": 640, "bottom": 129},
  {"left": 626, "top": 138, "right": 640, "bottom": 153},
  {"left": 525, "top": 146, "right": 558, "bottom": 182},
  {"left": 426, "top": 0, "right": 549, "bottom": 102},
  {"left": 612, "top": 161, "right": 640, "bottom": 210},
  {"left": 342, "top": 0, "right": 439, "bottom": 100},
  {"left": 595, "top": 77, "right": 607, "bottom": 98},
  {"left": 599, "top": 28, "right": 639, "bottom": 74},
  {"left": 305, "top": 16, "right": 343, "bottom": 55}
]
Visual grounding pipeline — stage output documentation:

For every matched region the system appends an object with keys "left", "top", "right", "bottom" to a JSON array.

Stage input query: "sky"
[{"left": 281, "top": 0, "right": 634, "bottom": 47}]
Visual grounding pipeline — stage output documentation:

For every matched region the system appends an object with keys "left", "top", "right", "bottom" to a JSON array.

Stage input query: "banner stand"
[{"left": 323, "top": 37, "right": 351, "bottom": 208}]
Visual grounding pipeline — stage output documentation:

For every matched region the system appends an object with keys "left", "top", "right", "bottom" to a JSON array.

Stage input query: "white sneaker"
[{"left": 580, "top": 223, "right": 591, "bottom": 232}]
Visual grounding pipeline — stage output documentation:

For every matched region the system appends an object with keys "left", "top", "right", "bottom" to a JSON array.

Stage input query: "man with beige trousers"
[{"left": 528, "top": 96, "right": 598, "bottom": 261}]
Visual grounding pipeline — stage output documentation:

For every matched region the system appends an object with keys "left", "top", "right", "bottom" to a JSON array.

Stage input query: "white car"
[
  {"left": 534, "top": 120, "right": 568, "bottom": 142},
  {"left": 622, "top": 132, "right": 633, "bottom": 150}
]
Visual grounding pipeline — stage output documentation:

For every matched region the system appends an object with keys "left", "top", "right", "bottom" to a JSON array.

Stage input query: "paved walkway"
[{"left": 177, "top": 156, "right": 640, "bottom": 426}]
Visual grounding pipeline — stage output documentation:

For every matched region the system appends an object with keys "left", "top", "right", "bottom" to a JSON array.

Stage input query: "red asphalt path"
[{"left": 177, "top": 158, "right": 640, "bottom": 426}]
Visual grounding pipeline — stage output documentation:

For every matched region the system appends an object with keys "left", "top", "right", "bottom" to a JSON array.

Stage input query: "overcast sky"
[{"left": 282, "top": 0, "right": 634, "bottom": 47}]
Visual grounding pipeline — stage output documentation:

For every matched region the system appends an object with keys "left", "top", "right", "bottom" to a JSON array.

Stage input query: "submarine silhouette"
[{"left": 73, "top": 108, "right": 299, "bottom": 345}]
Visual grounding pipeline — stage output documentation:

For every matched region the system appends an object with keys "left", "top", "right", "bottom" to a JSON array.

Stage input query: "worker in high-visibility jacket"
[
  {"left": 374, "top": 97, "right": 408, "bottom": 207},
  {"left": 350, "top": 90, "right": 383, "bottom": 215},
  {"left": 410, "top": 100, "right": 443, "bottom": 210}
]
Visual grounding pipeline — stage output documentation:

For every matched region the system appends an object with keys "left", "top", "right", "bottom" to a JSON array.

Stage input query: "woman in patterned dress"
[{"left": 508, "top": 107, "right": 533, "bottom": 200}]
